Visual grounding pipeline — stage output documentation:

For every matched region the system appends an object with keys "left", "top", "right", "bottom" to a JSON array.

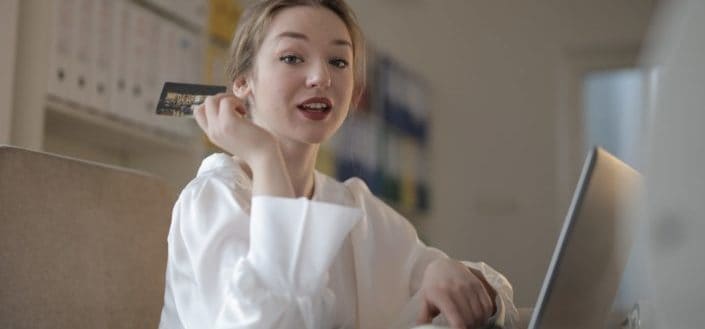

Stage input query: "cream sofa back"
[{"left": 0, "top": 146, "right": 176, "bottom": 328}]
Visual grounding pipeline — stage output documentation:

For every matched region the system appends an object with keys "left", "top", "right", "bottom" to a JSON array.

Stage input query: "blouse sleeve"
[
  {"left": 462, "top": 261, "right": 519, "bottom": 328},
  {"left": 397, "top": 244, "right": 518, "bottom": 329},
  {"left": 163, "top": 176, "right": 361, "bottom": 329},
  {"left": 344, "top": 177, "right": 517, "bottom": 328}
]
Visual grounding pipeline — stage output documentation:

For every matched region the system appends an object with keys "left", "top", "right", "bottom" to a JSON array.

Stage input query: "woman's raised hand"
[
  {"left": 194, "top": 93, "right": 295, "bottom": 198},
  {"left": 194, "top": 93, "right": 276, "bottom": 165},
  {"left": 417, "top": 258, "right": 497, "bottom": 329}
]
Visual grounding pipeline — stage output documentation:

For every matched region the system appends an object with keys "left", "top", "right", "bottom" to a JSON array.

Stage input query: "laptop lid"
[{"left": 528, "top": 147, "right": 641, "bottom": 329}]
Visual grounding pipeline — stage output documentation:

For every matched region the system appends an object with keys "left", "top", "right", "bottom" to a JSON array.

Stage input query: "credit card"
[{"left": 155, "top": 82, "right": 227, "bottom": 116}]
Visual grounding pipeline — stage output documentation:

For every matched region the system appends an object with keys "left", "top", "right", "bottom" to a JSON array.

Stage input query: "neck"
[{"left": 277, "top": 138, "right": 319, "bottom": 199}]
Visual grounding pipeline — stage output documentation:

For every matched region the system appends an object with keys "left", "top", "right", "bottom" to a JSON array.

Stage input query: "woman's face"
[{"left": 237, "top": 5, "right": 355, "bottom": 146}]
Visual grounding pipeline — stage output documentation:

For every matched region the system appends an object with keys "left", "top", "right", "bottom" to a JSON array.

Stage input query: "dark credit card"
[{"left": 156, "top": 82, "right": 227, "bottom": 116}]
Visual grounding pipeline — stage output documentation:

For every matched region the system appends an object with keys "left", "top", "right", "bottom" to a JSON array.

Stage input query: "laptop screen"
[{"left": 528, "top": 147, "right": 641, "bottom": 329}]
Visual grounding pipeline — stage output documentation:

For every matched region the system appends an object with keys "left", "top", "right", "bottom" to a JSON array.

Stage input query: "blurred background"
[{"left": 0, "top": 0, "right": 661, "bottom": 308}]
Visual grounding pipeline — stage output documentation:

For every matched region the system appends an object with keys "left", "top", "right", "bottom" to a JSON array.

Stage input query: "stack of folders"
[{"left": 47, "top": 0, "right": 207, "bottom": 138}]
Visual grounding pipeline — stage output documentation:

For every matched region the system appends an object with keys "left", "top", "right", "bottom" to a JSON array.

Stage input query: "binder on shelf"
[
  {"left": 43, "top": 0, "right": 211, "bottom": 165},
  {"left": 141, "top": 8, "right": 164, "bottom": 130},
  {"left": 330, "top": 117, "right": 357, "bottom": 181},
  {"left": 125, "top": 2, "right": 151, "bottom": 126},
  {"left": 47, "top": 0, "right": 76, "bottom": 101},
  {"left": 379, "top": 56, "right": 430, "bottom": 140},
  {"left": 407, "top": 75, "right": 429, "bottom": 142},
  {"left": 383, "top": 130, "right": 401, "bottom": 203},
  {"left": 167, "top": 24, "right": 204, "bottom": 137},
  {"left": 354, "top": 115, "right": 382, "bottom": 193},
  {"left": 153, "top": 19, "right": 179, "bottom": 134},
  {"left": 110, "top": 0, "right": 131, "bottom": 119},
  {"left": 399, "top": 137, "right": 418, "bottom": 212},
  {"left": 91, "top": 0, "right": 116, "bottom": 113},
  {"left": 186, "top": 28, "right": 206, "bottom": 83},
  {"left": 158, "top": 20, "right": 178, "bottom": 86},
  {"left": 416, "top": 143, "right": 431, "bottom": 211},
  {"left": 71, "top": 0, "right": 96, "bottom": 107}
]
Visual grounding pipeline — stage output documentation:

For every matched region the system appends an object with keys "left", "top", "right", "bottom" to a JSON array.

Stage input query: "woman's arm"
[
  {"left": 411, "top": 251, "right": 518, "bottom": 329},
  {"left": 162, "top": 175, "right": 361, "bottom": 329},
  {"left": 344, "top": 179, "right": 517, "bottom": 328},
  {"left": 249, "top": 144, "right": 295, "bottom": 198},
  {"left": 194, "top": 93, "right": 296, "bottom": 199}
]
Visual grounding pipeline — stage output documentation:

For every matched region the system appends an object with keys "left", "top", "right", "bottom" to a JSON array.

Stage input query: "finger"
[
  {"left": 475, "top": 288, "right": 494, "bottom": 319},
  {"left": 219, "top": 96, "right": 245, "bottom": 120},
  {"left": 416, "top": 298, "right": 438, "bottom": 325},
  {"left": 193, "top": 103, "right": 207, "bottom": 132},
  {"left": 468, "top": 279, "right": 493, "bottom": 318},
  {"left": 222, "top": 94, "right": 248, "bottom": 116},
  {"left": 466, "top": 290, "right": 492, "bottom": 326},
  {"left": 204, "top": 93, "right": 229, "bottom": 123},
  {"left": 450, "top": 290, "right": 474, "bottom": 327},
  {"left": 431, "top": 292, "right": 465, "bottom": 329},
  {"left": 469, "top": 294, "right": 487, "bottom": 323}
]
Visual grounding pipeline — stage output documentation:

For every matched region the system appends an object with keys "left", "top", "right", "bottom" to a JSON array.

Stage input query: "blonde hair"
[{"left": 226, "top": 0, "right": 366, "bottom": 106}]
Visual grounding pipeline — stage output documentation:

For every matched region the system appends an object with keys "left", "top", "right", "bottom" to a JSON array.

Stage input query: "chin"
[
  {"left": 300, "top": 127, "right": 341, "bottom": 145},
  {"left": 298, "top": 132, "right": 330, "bottom": 145},
  {"left": 274, "top": 130, "right": 328, "bottom": 147}
]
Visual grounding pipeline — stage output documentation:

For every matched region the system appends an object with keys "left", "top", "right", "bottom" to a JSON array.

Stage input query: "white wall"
[
  {"left": 348, "top": 0, "right": 656, "bottom": 307},
  {"left": 641, "top": 1, "right": 705, "bottom": 326}
]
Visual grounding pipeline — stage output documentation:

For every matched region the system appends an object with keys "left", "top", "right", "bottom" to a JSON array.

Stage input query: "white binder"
[
  {"left": 138, "top": 8, "right": 163, "bottom": 130},
  {"left": 153, "top": 19, "right": 178, "bottom": 134},
  {"left": 109, "top": 0, "right": 130, "bottom": 119},
  {"left": 186, "top": 28, "right": 205, "bottom": 84},
  {"left": 125, "top": 2, "right": 146, "bottom": 125},
  {"left": 185, "top": 27, "right": 206, "bottom": 138},
  {"left": 71, "top": 0, "right": 96, "bottom": 107},
  {"left": 47, "top": 0, "right": 76, "bottom": 101},
  {"left": 166, "top": 24, "right": 202, "bottom": 137},
  {"left": 91, "top": 0, "right": 115, "bottom": 113}
]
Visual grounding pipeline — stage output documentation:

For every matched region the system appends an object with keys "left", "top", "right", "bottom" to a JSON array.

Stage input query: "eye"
[
  {"left": 329, "top": 58, "right": 349, "bottom": 69},
  {"left": 280, "top": 55, "right": 303, "bottom": 64}
]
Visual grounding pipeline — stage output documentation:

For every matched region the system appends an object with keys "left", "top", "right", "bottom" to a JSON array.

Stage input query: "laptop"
[{"left": 527, "top": 147, "right": 641, "bottom": 329}]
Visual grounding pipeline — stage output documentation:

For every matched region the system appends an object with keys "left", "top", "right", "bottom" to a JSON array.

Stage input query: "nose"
[{"left": 306, "top": 61, "right": 332, "bottom": 89}]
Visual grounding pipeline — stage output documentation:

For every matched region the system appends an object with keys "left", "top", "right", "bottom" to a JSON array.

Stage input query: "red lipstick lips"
[{"left": 297, "top": 97, "right": 332, "bottom": 121}]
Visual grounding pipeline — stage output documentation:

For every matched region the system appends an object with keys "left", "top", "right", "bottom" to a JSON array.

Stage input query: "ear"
[{"left": 232, "top": 76, "right": 252, "bottom": 99}]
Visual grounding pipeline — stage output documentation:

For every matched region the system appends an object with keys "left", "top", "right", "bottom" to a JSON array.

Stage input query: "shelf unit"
[{"left": 10, "top": 0, "right": 219, "bottom": 190}]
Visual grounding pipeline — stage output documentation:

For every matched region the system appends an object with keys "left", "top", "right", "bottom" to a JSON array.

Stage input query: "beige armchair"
[{"left": 0, "top": 146, "right": 176, "bottom": 328}]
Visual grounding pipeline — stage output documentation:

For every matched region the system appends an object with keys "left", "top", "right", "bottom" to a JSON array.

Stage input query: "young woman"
[{"left": 159, "top": 1, "right": 518, "bottom": 328}]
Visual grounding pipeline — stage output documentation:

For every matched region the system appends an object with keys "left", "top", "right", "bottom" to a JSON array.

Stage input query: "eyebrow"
[{"left": 275, "top": 31, "right": 352, "bottom": 48}]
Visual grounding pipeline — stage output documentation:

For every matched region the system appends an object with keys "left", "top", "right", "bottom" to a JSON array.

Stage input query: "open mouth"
[
  {"left": 297, "top": 97, "right": 332, "bottom": 111},
  {"left": 297, "top": 97, "right": 332, "bottom": 120},
  {"left": 297, "top": 103, "right": 331, "bottom": 112}
]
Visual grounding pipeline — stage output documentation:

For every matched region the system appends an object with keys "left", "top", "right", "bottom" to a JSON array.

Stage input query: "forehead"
[{"left": 263, "top": 6, "right": 352, "bottom": 46}]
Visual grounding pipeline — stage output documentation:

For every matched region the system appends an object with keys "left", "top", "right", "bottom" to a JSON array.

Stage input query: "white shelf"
[
  {"left": 9, "top": 0, "right": 211, "bottom": 189},
  {"left": 43, "top": 95, "right": 206, "bottom": 189},
  {"left": 45, "top": 95, "right": 199, "bottom": 154}
]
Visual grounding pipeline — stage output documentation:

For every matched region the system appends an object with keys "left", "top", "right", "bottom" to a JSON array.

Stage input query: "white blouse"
[{"left": 158, "top": 153, "right": 518, "bottom": 329}]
